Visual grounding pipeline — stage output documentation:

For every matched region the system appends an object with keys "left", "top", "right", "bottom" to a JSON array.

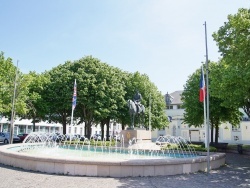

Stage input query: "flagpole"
[
  {"left": 204, "top": 21, "right": 210, "bottom": 173},
  {"left": 149, "top": 93, "right": 151, "bottom": 132},
  {"left": 70, "top": 79, "right": 77, "bottom": 126},
  {"left": 201, "top": 65, "right": 207, "bottom": 148}
]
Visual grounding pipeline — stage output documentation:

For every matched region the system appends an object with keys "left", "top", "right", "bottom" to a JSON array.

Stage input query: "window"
[
  {"left": 232, "top": 125, "right": 240, "bottom": 132},
  {"left": 166, "top": 105, "right": 173, "bottom": 109},
  {"left": 27, "top": 126, "right": 32, "bottom": 133},
  {"left": 40, "top": 126, "right": 45, "bottom": 132},
  {"left": 177, "top": 105, "right": 183, "bottom": 109},
  {"left": 19, "top": 125, "right": 26, "bottom": 134},
  {"left": 50, "top": 127, "right": 55, "bottom": 133},
  {"left": 3, "top": 123, "right": 9, "bottom": 132}
]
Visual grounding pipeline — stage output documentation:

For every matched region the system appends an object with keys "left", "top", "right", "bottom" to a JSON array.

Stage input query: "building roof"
[{"left": 165, "top": 90, "right": 183, "bottom": 105}]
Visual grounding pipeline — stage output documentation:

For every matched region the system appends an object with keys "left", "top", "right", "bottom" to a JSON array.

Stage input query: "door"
[{"left": 190, "top": 130, "right": 200, "bottom": 141}]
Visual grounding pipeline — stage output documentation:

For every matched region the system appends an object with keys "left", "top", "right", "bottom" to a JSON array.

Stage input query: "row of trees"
[
  {"left": 0, "top": 53, "right": 168, "bottom": 138},
  {"left": 182, "top": 8, "right": 250, "bottom": 144}
]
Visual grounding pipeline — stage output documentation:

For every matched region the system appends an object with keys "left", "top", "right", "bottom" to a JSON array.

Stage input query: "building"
[
  {"left": 152, "top": 91, "right": 250, "bottom": 144},
  {"left": 0, "top": 117, "right": 62, "bottom": 135},
  {"left": 0, "top": 116, "right": 121, "bottom": 138}
]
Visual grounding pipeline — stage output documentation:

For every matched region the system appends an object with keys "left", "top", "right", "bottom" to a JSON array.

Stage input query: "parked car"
[
  {"left": 0, "top": 132, "right": 21, "bottom": 144},
  {"left": 17, "top": 133, "right": 29, "bottom": 142}
]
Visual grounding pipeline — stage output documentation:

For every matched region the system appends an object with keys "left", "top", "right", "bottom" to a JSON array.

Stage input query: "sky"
[{"left": 1, "top": 1, "right": 249, "bottom": 94}]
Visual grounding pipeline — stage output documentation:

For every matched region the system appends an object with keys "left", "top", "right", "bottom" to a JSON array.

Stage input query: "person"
[{"left": 133, "top": 90, "right": 142, "bottom": 113}]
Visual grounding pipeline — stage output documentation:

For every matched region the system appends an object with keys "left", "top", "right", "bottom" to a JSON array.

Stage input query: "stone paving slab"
[{"left": 0, "top": 152, "right": 249, "bottom": 188}]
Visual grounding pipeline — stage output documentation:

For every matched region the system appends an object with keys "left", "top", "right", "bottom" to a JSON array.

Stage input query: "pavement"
[{"left": 0, "top": 144, "right": 249, "bottom": 188}]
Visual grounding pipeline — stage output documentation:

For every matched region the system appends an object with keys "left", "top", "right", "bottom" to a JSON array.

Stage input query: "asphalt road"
[{"left": 0, "top": 143, "right": 249, "bottom": 188}]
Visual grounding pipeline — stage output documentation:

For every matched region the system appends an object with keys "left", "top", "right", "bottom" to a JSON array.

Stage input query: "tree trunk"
[
  {"left": 61, "top": 114, "right": 67, "bottom": 135},
  {"left": 122, "top": 121, "right": 125, "bottom": 130},
  {"left": 215, "top": 124, "right": 219, "bottom": 144},
  {"left": 63, "top": 123, "right": 66, "bottom": 135},
  {"left": 84, "top": 121, "right": 92, "bottom": 138},
  {"left": 100, "top": 120, "right": 105, "bottom": 140},
  {"left": 32, "top": 116, "right": 36, "bottom": 132},
  {"left": 210, "top": 123, "right": 214, "bottom": 144},
  {"left": 106, "top": 118, "right": 110, "bottom": 141}
]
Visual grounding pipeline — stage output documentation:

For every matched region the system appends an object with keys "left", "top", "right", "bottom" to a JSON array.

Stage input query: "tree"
[
  {"left": 181, "top": 62, "right": 242, "bottom": 143},
  {"left": 118, "top": 71, "right": 168, "bottom": 130},
  {"left": 0, "top": 52, "right": 17, "bottom": 114},
  {"left": 21, "top": 72, "right": 49, "bottom": 131},
  {"left": 0, "top": 52, "right": 30, "bottom": 120},
  {"left": 212, "top": 8, "right": 250, "bottom": 117},
  {"left": 68, "top": 56, "right": 125, "bottom": 138},
  {"left": 42, "top": 62, "right": 74, "bottom": 134}
]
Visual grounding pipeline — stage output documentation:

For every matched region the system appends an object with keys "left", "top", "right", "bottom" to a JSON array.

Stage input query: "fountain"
[{"left": 0, "top": 132, "right": 226, "bottom": 177}]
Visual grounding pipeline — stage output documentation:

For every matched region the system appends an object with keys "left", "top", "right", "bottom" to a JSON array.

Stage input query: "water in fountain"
[
  {"left": 155, "top": 135, "right": 198, "bottom": 158},
  {"left": 16, "top": 132, "right": 198, "bottom": 159}
]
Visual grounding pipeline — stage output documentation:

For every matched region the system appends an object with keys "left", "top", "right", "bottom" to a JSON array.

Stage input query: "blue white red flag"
[
  {"left": 199, "top": 67, "right": 206, "bottom": 102},
  {"left": 72, "top": 80, "right": 77, "bottom": 110}
]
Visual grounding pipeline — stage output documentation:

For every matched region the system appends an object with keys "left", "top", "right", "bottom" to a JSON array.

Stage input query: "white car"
[{"left": 0, "top": 132, "right": 21, "bottom": 144}]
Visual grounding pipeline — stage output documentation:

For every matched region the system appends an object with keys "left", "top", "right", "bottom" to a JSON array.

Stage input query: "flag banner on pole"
[
  {"left": 199, "top": 67, "right": 206, "bottom": 102},
  {"left": 72, "top": 80, "right": 77, "bottom": 110}
]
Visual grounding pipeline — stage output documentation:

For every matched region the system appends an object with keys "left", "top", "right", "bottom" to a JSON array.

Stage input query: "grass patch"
[
  {"left": 63, "top": 139, "right": 117, "bottom": 146},
  {"left": 160, "top": 143, "right": 217, "bottom": 152}
]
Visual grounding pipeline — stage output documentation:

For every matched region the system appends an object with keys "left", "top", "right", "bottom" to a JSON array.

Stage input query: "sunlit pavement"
[{"left": 0, "top": 145, "right": 249, "bottom": 188}]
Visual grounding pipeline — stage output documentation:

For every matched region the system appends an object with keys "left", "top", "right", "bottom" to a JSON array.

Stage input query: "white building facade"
[
  {"left": 0, "top": 116, "right": 122, "bottom": 138},
  {"left": 152, "top": 91, "right": 250, "bottom": 145}
]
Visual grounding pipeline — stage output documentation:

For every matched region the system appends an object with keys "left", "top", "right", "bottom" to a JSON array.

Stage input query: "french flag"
[
  {"left": 72, "top": 80, "right": 77, "bottom": 110},
  {"left": 199, "top": 67, "right": 206, "bottom": 102}
]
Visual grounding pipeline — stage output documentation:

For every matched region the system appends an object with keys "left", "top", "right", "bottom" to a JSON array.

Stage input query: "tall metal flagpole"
[
  {"left": 149, "top": 93, "right": 151, "bottom": 131},
  {"left": 204, "top": 21, "right": 210, "bottom": 173},
  {"left": 70, "top": 79, "right": 77, "bottom": 126},
  {"left": 201, "top": 65, "right": 207, "bottom": 148},
  {"left": 10, "top": 60, "right": 18, "bottom": 144}
]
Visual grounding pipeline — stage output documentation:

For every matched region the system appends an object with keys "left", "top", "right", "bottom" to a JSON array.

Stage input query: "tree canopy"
[
  {"left": 182, "top": 62, "right": 242, "bottom": 143},
  {"left": 20, "top": 55, "right": 168, "bottom": 136},
  {"left": 212, "top": 8, "right": 250, "bottom": 117}
]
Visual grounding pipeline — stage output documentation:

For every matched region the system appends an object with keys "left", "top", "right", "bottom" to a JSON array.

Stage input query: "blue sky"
[{"left": 1, "top": 1, "right": 249, "bottom": 94}]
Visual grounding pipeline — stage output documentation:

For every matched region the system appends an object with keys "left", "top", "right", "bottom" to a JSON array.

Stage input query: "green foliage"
[
  {"left": 160, "top": 143, "right": 217, "bottom": 152},
  {"left": 0, "top": 52, "right": 30, "bottom": 118},
  {"left": 212, "top": 8, "right": 250, "bottom": 117},
  {"left": 63, "top": 139, "right": 116, "bottom": 146},
  {"left": 1, "top": 51, "right": 168, "bottom": 134},
  {"left": 120, "top": 71, "right": 168, "bottom": 130},
  {"left": 0, "top": 52, "right": 16, "bottom": 114},
  {"left": 182, "top": 62, "right": 241, "bottom": 143}
]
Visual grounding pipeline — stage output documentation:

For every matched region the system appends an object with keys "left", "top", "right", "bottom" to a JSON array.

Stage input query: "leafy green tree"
[
  {"left": 21, "top": 72, "right": 49, "bottom": 131},
  {"left": 36, "top": 55, "right": 168, "bottom": 137},
  {"left": 94, "top": 66, "right": 126, "bottom": 139},
  {"left": 119, "top": 71, "right": 168, "bottom": 130},
  {"left": 42, "top": 62, "right": 74, "bottom": 134},
  {"left": 70, "top": 56, "right": 126, "bottom": 139},
  {"left": 0, "top": 52, "right": 17, "bottom": 114},
  {"left": 182, "top": 62, "right": 242, "bottom": 143},
  {"left": 0, "top": 52, "right": 30, "bottom": 119},
  {"left": 212, "top": 8, "right": 250, "bottom": 117}
]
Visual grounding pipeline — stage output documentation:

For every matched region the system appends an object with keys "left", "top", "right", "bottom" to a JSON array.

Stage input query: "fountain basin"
[{"left": 0, "top": 143, "right": 225, "bottom": 177}]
